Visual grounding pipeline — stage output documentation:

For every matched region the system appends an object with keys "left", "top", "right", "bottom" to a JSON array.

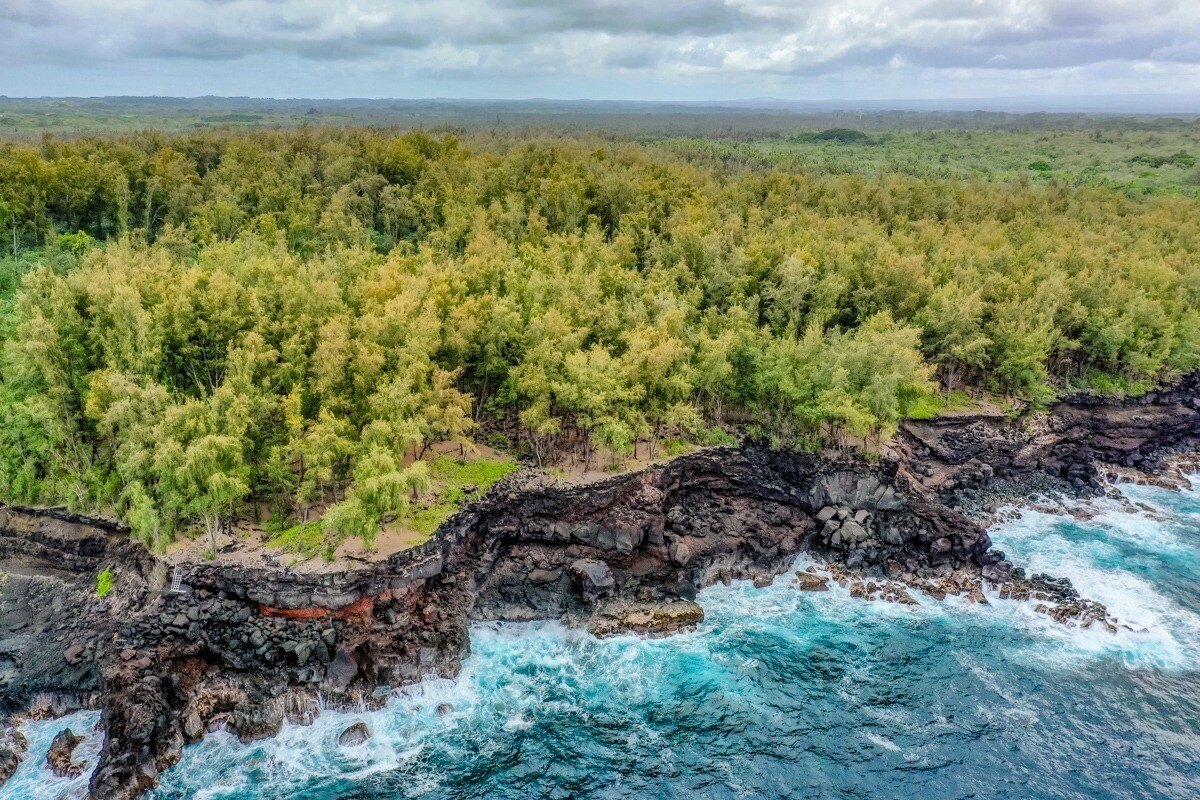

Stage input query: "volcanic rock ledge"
[{"left": 0, "top": 370, "right": 1196, "bottom": 798}]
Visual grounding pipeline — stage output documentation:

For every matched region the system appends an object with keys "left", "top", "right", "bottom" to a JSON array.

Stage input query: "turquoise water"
[
  {"left": 9, "top": 480, "right": 1200, "bottom": 800},
  {"left": 2, "top": 710, "right": 103, "bottom": 799}
]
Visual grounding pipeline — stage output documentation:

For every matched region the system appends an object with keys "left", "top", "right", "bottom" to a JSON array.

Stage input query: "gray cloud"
[
  {"left": 493, "top": 0, "right": 779, "bottom": 36},
  {"left": 1, "top": 1, "right": 1198, "bottom": 97}
]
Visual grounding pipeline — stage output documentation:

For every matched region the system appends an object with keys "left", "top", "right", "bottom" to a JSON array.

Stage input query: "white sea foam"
[
  {"left": 985, "top": 489, "right": 1200, "bottom": 671},
  {"left": 864, "top": 732, "right": 903, "bottom": 753},
  {"left": 691, "top": 481, "right": 1200, "bottom": 672}
]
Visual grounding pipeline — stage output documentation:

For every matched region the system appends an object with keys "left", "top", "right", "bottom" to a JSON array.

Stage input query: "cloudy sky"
[{"left": 2, "top": 0, "right": 1199, "bottom": 101}]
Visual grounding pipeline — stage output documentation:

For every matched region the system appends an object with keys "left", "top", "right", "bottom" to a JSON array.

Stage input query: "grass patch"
[
  {"left": 1071, "top": 371, "right": 1156, "bottom": 398},
  {"left": 266, "top": 521, "right": 332, "bottom": 560},
  {"left": 905, "top": 390, "right": 977, "bottom": 419},
  {"left": 406, "top": 493, "right": 462, "bottom": 535},
  {"left": 430, "top": 455, "right": 519, "bottom": 487},
  {"left": 663, "top": 438, "right": 695, "bottom": 457},
  {"left": 96, "top": 568, "right": 114, "bottom": 598},
  {"left": 692, "top": 426, "right": 737, "bottom": 446},
  {"left": 402, "top": 455, "right": 518, "bottom": 535}
]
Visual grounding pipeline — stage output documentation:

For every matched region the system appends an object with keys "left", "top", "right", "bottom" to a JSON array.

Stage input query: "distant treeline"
[
  {"left": 2, "top": 97, "right": 1200, "bottom": 138},
  {"left": 0, "top": 127, "right": 1197, "bottom": 548}
]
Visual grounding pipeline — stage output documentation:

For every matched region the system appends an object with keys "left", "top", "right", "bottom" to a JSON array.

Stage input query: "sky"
[{"left": 2, "top": 0, "right": 1199, "bottom": 103}]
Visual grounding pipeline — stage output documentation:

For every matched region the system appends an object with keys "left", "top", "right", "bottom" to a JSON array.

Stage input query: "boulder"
[
  {"left": 570, "top": 559, "right": 615, "bottom": 603},
  {"left": 815, "top": 506, "right": 838, "bottom": 523},
  {"left": 295, "top": 641, "right": 315, "bottom": 666},
  {"left": 981, "top": 561, "right": 1013, "bottom": 583},
  {"left": 837, "top": 520, "right": 869, "bottom": 546},
  {"left": 526, "top": 568, "right": 560, "bottom": 584},
  {"left": 183, "top": 712, "right": 204, "bottom": 740},
  {"left": 325, "top": 647, "right": 359, "bottom": 691},
  {"left": 809, "top": 472, "right": 907, "bottom": 511},
  {"left": 337, "top": 722, "right": 371, "bottom": 747},
  {"left": 849, "top": 582, "right": 873, "bottom": 599},
  {"left": 667, "top": 540, "right": 692, "bottom": 567},
  {"left": 588, "top": 599, "right": 705, "bottom": 637},
  {"left": 614, "top": 525, "right": 644, "bottom": 554}
]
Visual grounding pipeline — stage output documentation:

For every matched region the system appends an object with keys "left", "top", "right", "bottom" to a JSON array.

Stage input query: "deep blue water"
[{"left": 7, "top": 480, "right": 1200, "bottom": 800}]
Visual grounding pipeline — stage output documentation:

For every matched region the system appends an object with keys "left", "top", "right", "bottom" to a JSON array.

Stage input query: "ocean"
[{"left": 7, "top": 478, "right": 1199, "bottom": 799}]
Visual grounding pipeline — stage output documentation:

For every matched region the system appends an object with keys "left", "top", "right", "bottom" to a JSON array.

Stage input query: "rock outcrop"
[
  {"left": 897, "top": 371, "right": 1200, "bottom": 500},
  {"left": 0, "top": 370, "right": 1195, "bottom": 798},
  {"left": 46, "top": 727, "right": 85, "bottom": 778},
  {"left": 0, "top": 726, "right": 27, "bottom": 788}
]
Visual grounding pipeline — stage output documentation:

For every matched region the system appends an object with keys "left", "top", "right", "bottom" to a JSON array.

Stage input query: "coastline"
[{"left": 1, "top": 372, "right": 1197, "bottom": 798}]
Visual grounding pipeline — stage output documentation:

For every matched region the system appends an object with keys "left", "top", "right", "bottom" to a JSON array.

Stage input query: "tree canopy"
[{"left": 0, "top": 127, "right": 1197, "bottom": 549}]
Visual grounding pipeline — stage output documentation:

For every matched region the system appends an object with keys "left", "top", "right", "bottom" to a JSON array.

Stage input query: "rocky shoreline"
[{"left": 0, "top": 371, "right": 1197, "bottom": 798}]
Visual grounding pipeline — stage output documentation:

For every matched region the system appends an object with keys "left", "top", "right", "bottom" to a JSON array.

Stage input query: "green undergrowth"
[
  {"left": 266, "top": 521, "right": 332, "bottom": 561},
  {"left": 263, "top": 454, "right": 517, "bottom": 559},
  {"left": 662, "top": 426, "right": 736, "bottom": 458},
  {"left": 1070, "top": 370, "right": 1157, "bottom": 398},
  {"left": 403, "top": 455, "right": 519, "bottom": 535},
  {"left": 905, "top": 390, "right": 978, "bottom": 419},
  {"left": 663, "top": 438, "right": 695, "bottom": 457}
]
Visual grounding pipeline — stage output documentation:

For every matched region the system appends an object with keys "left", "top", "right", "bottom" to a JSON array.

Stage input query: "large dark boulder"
[
  {"left": 324, "top": 648, "right": 359, "bottom": 691},
  {"left": 569, "top": 560, "right": 615, "bottom": 603}
]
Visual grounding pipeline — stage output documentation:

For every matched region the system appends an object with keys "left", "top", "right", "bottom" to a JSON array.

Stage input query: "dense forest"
[{"left": 1, "top": 125, "right": 1198, "bottom": 552}]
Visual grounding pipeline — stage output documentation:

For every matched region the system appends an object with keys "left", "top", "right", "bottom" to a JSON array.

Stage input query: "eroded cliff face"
[
  {"left": 897, "top": 371, "right": 1200, "bottom": 498},
  {"left": 0, "top": 373, "right": 1196, "bottom": 799},
  {"left": 468, "top": 448, "right": 991, "bottom": 629}
]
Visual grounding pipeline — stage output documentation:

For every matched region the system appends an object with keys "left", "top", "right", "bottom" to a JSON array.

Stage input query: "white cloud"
[{"left": 1, "top": 0, "right": 1198, "bottom": 98}]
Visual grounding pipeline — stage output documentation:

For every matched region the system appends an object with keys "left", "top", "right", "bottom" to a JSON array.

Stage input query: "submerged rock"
[
  {"left": 337, "top": 722, "right": 371, "bottom": 747},
  {"left": 793, "top": 571, "right": 830, "bottom": 591},
  {"left": 588, "top": 599, "right": 705, "bottom": 638}
]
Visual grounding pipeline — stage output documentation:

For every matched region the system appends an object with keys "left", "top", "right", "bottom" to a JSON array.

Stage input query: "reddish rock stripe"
[{"left": 258, "top": 594, "right": 376, "bottom": 620}]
